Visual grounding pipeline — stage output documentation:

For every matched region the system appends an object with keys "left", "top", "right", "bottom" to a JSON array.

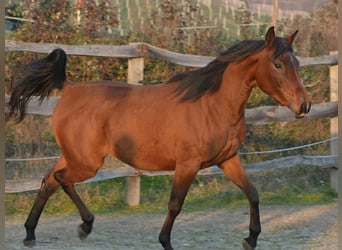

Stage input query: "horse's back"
[
  {"left": 53, "top": 81, "right": 133, "bottom": 128},
  {"left": 52, "top": 81, "right": 179, "bottom": 170},
  {"left": 51, "top": 80, "right": 237, "bottom": 171}
]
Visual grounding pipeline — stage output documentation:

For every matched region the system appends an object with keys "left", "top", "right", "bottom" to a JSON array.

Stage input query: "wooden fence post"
[
  {"left": 329, "top": 51, "right": 338, "bottom": 192},
  {"left": 125, "top": 43, "right": 144, "bottom": 206}
]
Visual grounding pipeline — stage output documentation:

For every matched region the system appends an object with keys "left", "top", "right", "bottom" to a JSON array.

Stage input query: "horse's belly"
[
  {"left": 116, "top": 152, "right": 176, "bottom": 171},
  {"left": 111, "top": 135, "right": 176, "bottom": 171}
]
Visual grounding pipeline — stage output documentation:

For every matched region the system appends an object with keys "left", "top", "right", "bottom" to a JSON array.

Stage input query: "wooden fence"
[
  {"left": 5, "top": 40, "right": 338, "bottom": 67},
  {"left": 4, "top": 40, "right": 338, "bottom": 205}
]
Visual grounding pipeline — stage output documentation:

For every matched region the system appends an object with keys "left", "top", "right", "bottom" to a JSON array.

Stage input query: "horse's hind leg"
[
  {"left": 219, "top": 155, "right": 261, "bottom": 250},
  {"left": 23, "top": 157, "right": 65, "bottom": 247},
  {"left": 54, "top": 168, "right": 95, "bottom": 240}
]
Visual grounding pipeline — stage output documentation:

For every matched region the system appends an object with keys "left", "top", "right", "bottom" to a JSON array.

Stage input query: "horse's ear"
[
  {"left": 287, "top": 30, "right": 299, "bottom": 45},
  {"left": 265, "top": 26, "right": 275, "bottom": 48}
]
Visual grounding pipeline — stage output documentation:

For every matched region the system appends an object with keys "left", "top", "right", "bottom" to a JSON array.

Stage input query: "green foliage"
[
  {"left": 5, "top": 0, "right": 126, "bottom": 88},
  {"left": 240, "top": 118, "right": 330, "bottom": 164},
  {"left": 6, "top": 165, "right": 336, "bottom": 216},
  {"left": 141, "top": 0, "right": 224, "bottom": 55},
  {"left": 278, "top": 0, "right": 338, "bottom": 57},
  {"left": 7, "top": 0, "right": 119, "bottom": 43}
]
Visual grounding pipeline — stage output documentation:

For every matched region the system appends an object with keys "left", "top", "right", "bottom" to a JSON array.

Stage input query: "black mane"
[{"left": 166, "top": 37, "right": 293, "bottom": 102}]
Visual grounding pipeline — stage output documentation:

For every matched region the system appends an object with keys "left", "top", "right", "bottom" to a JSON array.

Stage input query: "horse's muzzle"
[{"left": 295, "top": 102, "right": 311, "bottom": 118}]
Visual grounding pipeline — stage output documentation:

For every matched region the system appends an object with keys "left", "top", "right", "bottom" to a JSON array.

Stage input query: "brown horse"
[{"left": 7, "top": 27, "right": 311, "bottom": 250}]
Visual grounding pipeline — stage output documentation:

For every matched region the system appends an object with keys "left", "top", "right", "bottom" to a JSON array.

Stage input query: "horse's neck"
[{"left": 213, "top": 60, "right": 257, "bottom": 124}]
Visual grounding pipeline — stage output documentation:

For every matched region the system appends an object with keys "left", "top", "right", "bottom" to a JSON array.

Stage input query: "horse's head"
[{"left": 255, "top": 27, "right": 311, "bottom": 118}]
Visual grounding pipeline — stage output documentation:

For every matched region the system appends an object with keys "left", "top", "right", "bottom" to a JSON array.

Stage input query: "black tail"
[{"left": 6, "top": 48, "right": 67, "bottom": 123}]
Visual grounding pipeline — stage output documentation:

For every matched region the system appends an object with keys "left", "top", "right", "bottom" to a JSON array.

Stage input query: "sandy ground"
[{"left": 5, "top": 202, "right": 337, "bottom": 250}]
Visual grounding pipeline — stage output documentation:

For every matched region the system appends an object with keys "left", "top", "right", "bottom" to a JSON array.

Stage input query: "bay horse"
[{"left": 7, "top": 27, "right": 311, "bottom": 250}]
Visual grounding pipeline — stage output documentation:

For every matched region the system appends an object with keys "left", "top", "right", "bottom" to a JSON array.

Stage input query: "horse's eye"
[{"left": 274, "top": 63, "right": 281, "bottom": 69}]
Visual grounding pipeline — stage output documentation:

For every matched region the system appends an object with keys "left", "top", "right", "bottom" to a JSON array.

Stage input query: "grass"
[{"left": 5, "top": 165, "right": 337, "bottom": 218}]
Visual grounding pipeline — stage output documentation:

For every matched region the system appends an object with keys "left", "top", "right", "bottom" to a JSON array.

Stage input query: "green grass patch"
[
  {"left": 6, "top": 165, "right": 337, "bottom": 218},
  {"left": 260, "top": 186, "right": 336, "bottom": 205}
]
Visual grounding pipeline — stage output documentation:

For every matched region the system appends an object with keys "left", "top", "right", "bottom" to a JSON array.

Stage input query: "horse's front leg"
[
  {"left": 159, "top": 162, "right": 198, "bottom": 250},
  {"left": 219, "top": 154, "right": 261, "bottom": 250}
]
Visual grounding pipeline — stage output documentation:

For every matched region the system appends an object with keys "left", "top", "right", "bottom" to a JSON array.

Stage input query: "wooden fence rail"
[
  {"left": 5, "top": 40, "right": 338, "bottom": 67},
  {"left": 4, "top": 41, "right": 339, "bottom": 203}
]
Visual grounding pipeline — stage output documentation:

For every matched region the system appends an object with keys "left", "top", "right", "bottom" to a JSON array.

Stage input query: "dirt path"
[{"left": 5, "top": 203, "right": 337, "bottom": 250}]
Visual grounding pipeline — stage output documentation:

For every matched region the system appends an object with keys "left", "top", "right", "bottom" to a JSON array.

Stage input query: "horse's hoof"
[
  {"left": 77, "top": 225, "right": 88, "bottom": 240},
  {"left": 242, "top": 239, "right": 255, "bottom": 250},
  {"left": 163, "top": 246, "right": 174, "bottom": 250},
  {"left": 23, "top": 239, "right": 36, "bottom": 247}
]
